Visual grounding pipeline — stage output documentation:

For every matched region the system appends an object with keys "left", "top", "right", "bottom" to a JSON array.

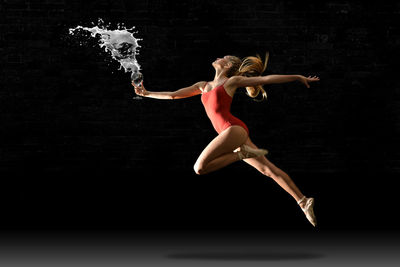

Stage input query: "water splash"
[{"left": 69, "top": 19, "right": 143, "bottom": 87}]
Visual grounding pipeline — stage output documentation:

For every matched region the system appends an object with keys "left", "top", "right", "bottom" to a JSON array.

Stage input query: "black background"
[{"left": 1, "top": 0, "right": 399, "bottom": 230}]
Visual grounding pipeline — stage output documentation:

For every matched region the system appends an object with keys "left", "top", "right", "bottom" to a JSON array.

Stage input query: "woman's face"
[{"left": 212, "top": 55, "right": 231, "bottom": 68}]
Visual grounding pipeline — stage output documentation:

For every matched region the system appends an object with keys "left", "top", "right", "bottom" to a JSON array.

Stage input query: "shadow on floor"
[{"left": 166, "top": 251, "right": 325, "bottom": 261}]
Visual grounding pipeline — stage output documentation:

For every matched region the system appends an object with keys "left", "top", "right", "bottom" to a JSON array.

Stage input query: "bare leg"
[
  {"left": 198, "top": 152, "right": 241, "bottom": 174},
  {"left": 242, "top": 137, "right": 306, "bottom": 206},
  {"left": 194, "top": 126, "right": 248, "bottom": 175}
]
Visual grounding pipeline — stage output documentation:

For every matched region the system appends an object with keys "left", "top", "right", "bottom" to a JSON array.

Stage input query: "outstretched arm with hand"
[{"left": 132, "top": 81, "right": 204, "bottom": 100}]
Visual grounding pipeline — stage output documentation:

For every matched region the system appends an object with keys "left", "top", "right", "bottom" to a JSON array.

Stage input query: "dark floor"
[{"left": 0, "top": 229, "right": 399, "bottom": 266}]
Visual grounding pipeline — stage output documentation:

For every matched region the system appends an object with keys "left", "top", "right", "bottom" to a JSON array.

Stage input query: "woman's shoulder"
[
  {"left": 226, "top": 76, "right": 243, "bottom": 86},
  {"left": 196, "top": 80, "right": 209, "bottom": 93},
  {"left": 193, "top": 81, "right": 208, "bottom": 87},
  {"left": 224, "top": 76, "right": 243, "bottom": 90},
  {"left": 224, "top": 77, "right": 241, "bottom": 97}
]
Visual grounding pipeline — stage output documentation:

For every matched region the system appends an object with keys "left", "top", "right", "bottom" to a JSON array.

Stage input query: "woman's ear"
[{"left": 225, "top": 61, "right": 233, "bottom": 69}]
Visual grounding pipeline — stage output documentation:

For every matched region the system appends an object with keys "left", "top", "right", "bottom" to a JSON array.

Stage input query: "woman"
[{"left": 132, "top": 53, "right": 320, "bottom": 227}]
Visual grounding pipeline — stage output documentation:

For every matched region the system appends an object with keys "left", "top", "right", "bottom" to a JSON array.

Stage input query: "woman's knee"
[
  {"left": 262, "top": 166, "right": 287, "bottom": 180},
  {"left": 258, "top": 164, "right": 281, "bottom": 178},
  {"left": 260, "top": 167, "right": 274, "bottom": 178},
  {"left": 193, "top": 161, "right": 206, "bottom": 175}
]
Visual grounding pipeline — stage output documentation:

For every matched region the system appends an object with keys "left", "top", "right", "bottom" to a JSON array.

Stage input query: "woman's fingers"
[
  {"left": 132, "top": 81, "right": 144, "bottom": 87},
  {"left": 133, "top": 85, "right": 143, "bottom": 95},
  {"left": 300, "top": 75, "right": 320, "bottom": 88},
  {"left": 307, "top": 75, "right": 320, "bottom": 82},
  {"left": 132, "top": 81, "right": 146, "bottom": 96}
]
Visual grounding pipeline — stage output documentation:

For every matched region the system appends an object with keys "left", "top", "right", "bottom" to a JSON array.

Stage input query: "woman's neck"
[{"left": 213, "top": 70, "right": 228, "bottom": 84}]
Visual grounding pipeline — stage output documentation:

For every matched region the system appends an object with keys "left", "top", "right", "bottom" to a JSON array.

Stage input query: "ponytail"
[{"left": 227, "top": 52, "right": 269, "bottom": 102}]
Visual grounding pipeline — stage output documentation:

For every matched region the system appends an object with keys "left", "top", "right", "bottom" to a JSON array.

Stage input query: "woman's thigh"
[{"left": 195, "top": 126, "right": 248, "bottom": 167}]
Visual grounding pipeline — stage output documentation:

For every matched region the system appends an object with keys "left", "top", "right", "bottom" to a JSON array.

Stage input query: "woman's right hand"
[{"left": 132, "top": 81, "right": 148, "bottom": 97}]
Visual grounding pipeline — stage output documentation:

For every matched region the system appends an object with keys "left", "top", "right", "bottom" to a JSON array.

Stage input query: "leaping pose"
[{"left": 132, "top": 54, "right": 320, "bottom": 226}]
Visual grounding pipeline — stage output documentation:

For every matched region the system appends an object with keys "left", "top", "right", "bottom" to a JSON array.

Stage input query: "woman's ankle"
[{"left": 297, "top": 196, "right": 307, "bottom": 208}]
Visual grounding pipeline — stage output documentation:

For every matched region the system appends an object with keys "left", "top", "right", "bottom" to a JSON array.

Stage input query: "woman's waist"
[{"left": 205, "top": 110, "right": 240, "bottom": 120}]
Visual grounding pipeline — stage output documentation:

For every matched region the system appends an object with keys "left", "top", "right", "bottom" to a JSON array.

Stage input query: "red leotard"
[{"left": 201, "top": 81, "right": 249, "bottom": 135}]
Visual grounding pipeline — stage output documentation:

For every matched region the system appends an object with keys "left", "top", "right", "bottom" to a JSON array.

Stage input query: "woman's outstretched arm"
[
  {"left": 230, "top": 74, "right": 320, "bottom": 88},
  {"left": 132, "top": 81, "right": 205, "bottom": 99}
]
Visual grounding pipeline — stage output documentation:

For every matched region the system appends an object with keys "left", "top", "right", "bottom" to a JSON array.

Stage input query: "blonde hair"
[{"left": 226, "top": 52, "right": 269, "bottom": 101}]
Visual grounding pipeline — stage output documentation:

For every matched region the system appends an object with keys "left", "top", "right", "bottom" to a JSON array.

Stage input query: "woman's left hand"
[{"left": 298, "top": 75, "right": 320, "bottom": 88}]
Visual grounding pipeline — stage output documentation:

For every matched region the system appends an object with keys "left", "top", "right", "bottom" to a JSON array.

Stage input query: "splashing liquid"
[{"left": 69, "top": 19, "right": 143, "bottom": 87}]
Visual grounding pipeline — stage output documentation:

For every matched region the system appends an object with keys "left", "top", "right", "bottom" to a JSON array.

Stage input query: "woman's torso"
[{"left": 201, "top": 81, "right": 248, "bottom": 134}]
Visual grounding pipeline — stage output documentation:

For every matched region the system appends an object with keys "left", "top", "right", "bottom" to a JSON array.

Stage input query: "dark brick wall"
[{"left": 1, "top": 0, "right": 399, "bottom": 229}]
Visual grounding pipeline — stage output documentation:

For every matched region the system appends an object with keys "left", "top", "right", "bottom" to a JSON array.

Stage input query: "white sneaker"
[
  {"left": 297, "top": 196, "right": 317, "bottom": 227},
  {"left": 237, "top": 144, "right": 268, "bottom": 160}
]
